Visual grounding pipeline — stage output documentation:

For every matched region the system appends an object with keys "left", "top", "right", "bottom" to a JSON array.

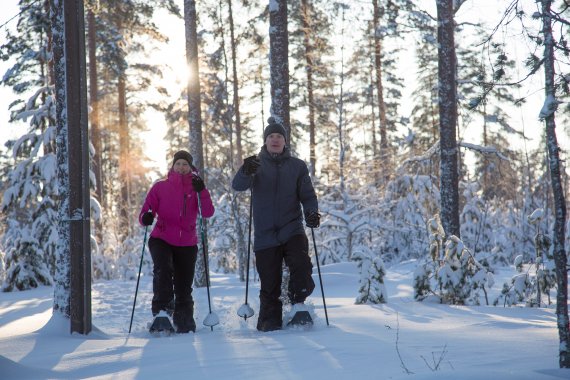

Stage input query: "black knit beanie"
[
  {"left": 263, "top": 117, "right": 287, "bottom": 142},
  {"left": 172, "top": 150, "right": 193, "bottom": 167}
]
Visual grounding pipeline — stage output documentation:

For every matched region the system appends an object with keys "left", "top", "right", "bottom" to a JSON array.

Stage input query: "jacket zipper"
[{"left": 181, "top": 193, "right": 188, "bottom": 240}]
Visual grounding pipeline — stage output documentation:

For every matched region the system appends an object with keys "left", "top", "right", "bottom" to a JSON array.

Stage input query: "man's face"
[{"left": 265, "top": 133, "right": 286, "bottom": 154}]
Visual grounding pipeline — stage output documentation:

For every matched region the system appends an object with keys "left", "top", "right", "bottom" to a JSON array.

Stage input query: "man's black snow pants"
[{"left": 254, "top": 234, "right": 315, "bottom": 328}]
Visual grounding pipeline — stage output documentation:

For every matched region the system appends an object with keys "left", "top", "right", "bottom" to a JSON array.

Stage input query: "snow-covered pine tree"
[
  {"left": 2, "top": 224, "right": 52, "bottom": 291},
  {"left": 496, "top": 208, "right": 557, "bottom": 307},
  {"left": 437, "top": 235, "right": 492, "bottom": 305},
  {"left": 529, "top": 208, "right": 556, "bottom": 306},
  {"left": 318, "top": 188, "right": 372, "bottom": 262},
  {"left": 413, "top": 215, "right": 444, "bottom": 301},
  {"left": 0, "top": 0, "right": 58, "bottom": 290},
  {"left": 381, "top": 174, "right": 439, "bottom": 263},
  {"left": 494, "top": 268, "right": 531, "bottom": 307},
  {"left": 207, "top": 191, "right": 241, "bottom": 274},
  {"left": 414, "top": 215, "right": 493, "bottom": 305},
  {"left": 459, "top": 182, "right": 494, "bottom": 265},
  {"left": 355, "top": 248, "right": 387, "bottom": 304}
]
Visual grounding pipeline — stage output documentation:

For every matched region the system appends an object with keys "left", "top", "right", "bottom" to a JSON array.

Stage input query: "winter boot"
[
  {"left": 257, "top": 302, "right": 282, "bottom": 332},
  {"left": 173, "top": 301, "right": 196, "bottom": 333}
]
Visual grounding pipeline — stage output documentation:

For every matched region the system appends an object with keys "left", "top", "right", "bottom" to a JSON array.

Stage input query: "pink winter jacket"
[{"left": 139, "top": 170, "right": 215, "bottom": 247}]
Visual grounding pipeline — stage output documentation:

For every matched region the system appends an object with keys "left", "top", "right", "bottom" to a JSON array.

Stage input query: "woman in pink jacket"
[{"left": 139, "top": 150, "right": 215, "bottom": 333}]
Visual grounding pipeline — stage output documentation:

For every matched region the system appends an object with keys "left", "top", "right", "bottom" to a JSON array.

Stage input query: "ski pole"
[
  {"left": 311, "top": 228, "right": 329, "bottom": 326},
  {"left": 237, "top": 186, "right": 255, "bottom": 319},
  {"left": 197, "top": 194, "right": 219, "bottom": 330},
  {"left": 129, "top": 225, "right": 149, "bottom": 334}
]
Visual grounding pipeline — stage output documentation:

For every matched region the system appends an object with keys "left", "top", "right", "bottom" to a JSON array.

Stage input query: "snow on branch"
[
  {"left": 538, "top": 94, "right": 559, "bottom": 120},
  {"left": 403, "top": 140, "right": 509, "bottom": 167},
  {"left": 459, "top": 142, "right": 509, "bottom": 161},
  {"left": 402, "top": 140, "right": 440, "bottom": 165}
]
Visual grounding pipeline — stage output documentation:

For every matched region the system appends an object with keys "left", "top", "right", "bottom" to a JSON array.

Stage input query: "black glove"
[
  {"left": 192, "top": 174, "right": 205, "bottom": 192},
  {"left": 305, "top": 210, "right": 321, "bottom": 228},
  {"left": 142, "top": 211, "right": 154, "bottom": 226},
  {"left": 242, "top": 155, "right": 261, "bottom": 176}
]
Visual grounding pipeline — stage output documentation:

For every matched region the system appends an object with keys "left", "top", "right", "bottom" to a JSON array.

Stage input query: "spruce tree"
[{"left": 1, "top": 0, "right": 57, "bottom": 290}]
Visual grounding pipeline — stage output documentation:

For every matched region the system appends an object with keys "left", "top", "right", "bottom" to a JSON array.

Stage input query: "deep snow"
[{"left": 0, "top": 261, "right": 568, "bottom": 380}]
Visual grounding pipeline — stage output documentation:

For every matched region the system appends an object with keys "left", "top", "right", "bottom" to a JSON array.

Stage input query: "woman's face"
[{"left": 173, "top": 159, "right": 191, "bottom": 175}]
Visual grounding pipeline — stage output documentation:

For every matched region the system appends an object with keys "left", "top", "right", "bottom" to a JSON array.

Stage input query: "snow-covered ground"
[{"left": 0, "top": 261, "right": 567, "bottom": 379}]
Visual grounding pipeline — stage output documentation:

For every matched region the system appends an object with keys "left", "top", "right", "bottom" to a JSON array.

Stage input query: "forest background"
[{"left": 0, "top": 0, "right": 569, "bottom": 347}]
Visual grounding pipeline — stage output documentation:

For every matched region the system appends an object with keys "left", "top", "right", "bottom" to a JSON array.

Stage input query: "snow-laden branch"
[
  {"left": 402, "top": 140, "right": 440, "bottom": 165},
  {"left": 458, "top": 142, "right": 510, "bottom": 161},
  {"left": 538, "top": 94, "right": 559, "bottom": 120},
  {"left": 403, "top": 139, "right": 510, "bottom": 166}
]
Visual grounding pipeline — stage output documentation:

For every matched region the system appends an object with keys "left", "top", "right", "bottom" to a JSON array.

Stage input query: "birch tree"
[
  {"left": 483, "top": 0, "right": 569, "bottom": 367},
  {"left": 538, "top": 0, "right": 569, "bottom": 368}
]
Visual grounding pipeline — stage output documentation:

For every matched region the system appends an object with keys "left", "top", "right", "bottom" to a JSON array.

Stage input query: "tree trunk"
[
  {"left": 51, "top": 0, "right": 92, "bottom": 334},
  {"left": 227, "top": 0, "right": 243, "bottom": 169},
  {"left": 184, "top": 0, "right": 207, "bottom": 287},
  {"left": 224, "top": 0, "right": 248, "bottom": 280},
  {"left": 372, "top": 0, "right": 388, "bottom": 181},
  {"left": 118, "top": 75, "right": 131, "bottom": 235},
  {"left": 436, "top": 0, "right": 460, "bottom": 238},
  {"left": 301, "top": 0, "right": 316, "bottom": 177},
  {"left": 268, "top": 0, "right": 291, "bottom": 137},
  {"left": 87, "top": 9, "right": 103, "bottom": 243},
  {"left": 540, "top": 0, "right": 569, "bottom": 368}
]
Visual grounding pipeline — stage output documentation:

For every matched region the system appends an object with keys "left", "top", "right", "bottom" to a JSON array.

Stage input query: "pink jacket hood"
[{"left": 139, "top": 170, "right": 215, "bottom": 247}]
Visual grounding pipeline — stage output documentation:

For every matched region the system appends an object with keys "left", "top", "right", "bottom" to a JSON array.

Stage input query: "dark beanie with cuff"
[
  {"left": 172, "top": 150, "right": 193, "bottom": 167},
  {"left": 263, "top": 117, "right": 287, "bottom": 142}
]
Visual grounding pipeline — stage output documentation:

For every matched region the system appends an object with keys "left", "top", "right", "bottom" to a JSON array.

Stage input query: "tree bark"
[
  {"left": 184, "top": 0, "right": 207, "bottom": 287},
  {"left": 227, "top": 0, "right": 243, "bottom": 169},
  {"left": 268, "top": 0, "right": 291, "bottom": 138},
  {"left": 540, "top": 0, "right": 569, "bottom": 368},
  {"left": 118, "top": 75, "right": 131, "bottom": 234},
  {"left": 436, "top": 0, "right": 460, "bottom": 238},
  {"left": 372, "top": 0, "right": 388, "bottom": 180},
  {"left": 51, "top": 0, "right": 92, "bottom": 334},
  {"left": 87, "top": 9, "right": 103, "bottom": 243},
  {"left": 301, "top": 0, "right": 316, "bottom": 177}
]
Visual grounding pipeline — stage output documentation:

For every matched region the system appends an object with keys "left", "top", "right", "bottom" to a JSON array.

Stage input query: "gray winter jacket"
[{"left": 232, "top": 146, "right": 318, "bottom": 251}]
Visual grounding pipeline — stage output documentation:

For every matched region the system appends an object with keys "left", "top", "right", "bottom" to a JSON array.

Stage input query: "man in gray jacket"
[{"left": 232, "top": 117, "right": 320, "bottom": 331}]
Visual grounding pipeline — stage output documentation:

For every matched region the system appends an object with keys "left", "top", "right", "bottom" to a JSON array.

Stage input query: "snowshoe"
[
  {"left": 149, "top": 313, "right": 175, "bottom": 335},
  {"left": 287, "top": 310, "right": 313, "bottom": 327}
]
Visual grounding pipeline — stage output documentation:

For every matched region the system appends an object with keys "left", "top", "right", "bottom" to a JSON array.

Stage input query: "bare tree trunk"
[
  {"left": 118, "top": 75, "right": 131, "bottom": 235},
  {"left": 367, "top": 26, "right": 379, "bottom": 182},
  {"left": 87, "top": 9, "right": 103, "bottom": 243},
  {"left": 51, "top": 0, "right": 92, "bottom": 334},
  {"left": 436, "top": 0, "right": 460, "bottom": 238},
  {"left": 226, "top": 0, "right": 243, "bottom": 169},
  {"left": 540, "top": 0, "right": 569, "bottom": 368},
  {"left": 87, "top": 10, "right": 102, "bottom": 205},
  {"left": 337, "top": 4, "right": 347, "bottom": 195},
  {"left": 224, "top": 0, "right": 247, "bottom": 280},
  {"left": 372, "top": 0, "right": 388, "bottom": 181},
  {"left": 269, "top": 0, "right": 291, "bottom": 136},
  {"left": 301, "top": 0, "right": 316, "bottom": 177},
  {"left": 185, "top": 0, "right": 207, "bottom": 287}
]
